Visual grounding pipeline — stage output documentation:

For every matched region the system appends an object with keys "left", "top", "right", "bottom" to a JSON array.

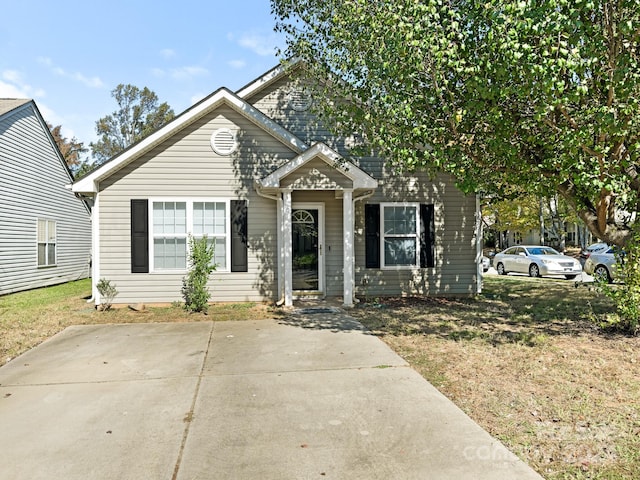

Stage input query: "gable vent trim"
[
  {"left": 288, "top": 89, "right": 313, "bottom": 112},
  {"left": 210, "top": 128, "right": 238, "bottom": 155}
]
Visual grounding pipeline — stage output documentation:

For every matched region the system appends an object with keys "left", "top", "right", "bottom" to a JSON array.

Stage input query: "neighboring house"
[
  {"left": 498, "top": 223, "right": 593, "bottom": 251},
  {"left": 0, "top": 99, "right": 91, "bottom": 295},
  {"left": 72, "top": 64, "right": 481, "bottom": 308}
]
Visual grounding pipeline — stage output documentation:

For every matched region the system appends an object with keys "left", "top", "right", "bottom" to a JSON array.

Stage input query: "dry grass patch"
[
  {"left": 0, "top": 279, "right": 281, "bottom": 364},
  {"left": 351, "top": 276, "right": 640, "bottom": 480}
]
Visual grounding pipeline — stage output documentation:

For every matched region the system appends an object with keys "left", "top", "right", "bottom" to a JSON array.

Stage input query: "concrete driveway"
[{"left": 0, "top": 312, "right": 543, "bottom": 479}]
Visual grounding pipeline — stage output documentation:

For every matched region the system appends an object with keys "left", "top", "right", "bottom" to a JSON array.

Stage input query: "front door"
[{"left": 292, "top": 204, "right": 324, "bottom": 293}]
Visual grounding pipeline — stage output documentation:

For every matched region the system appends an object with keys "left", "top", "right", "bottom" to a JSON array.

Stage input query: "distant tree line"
[{"left": 50, "top": 84, "right": 174, "bottom": 178}]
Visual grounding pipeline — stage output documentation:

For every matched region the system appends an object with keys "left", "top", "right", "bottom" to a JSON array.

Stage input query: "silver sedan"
[
  {"left": 584, "top": 247, "right": 618, "bottom": 283},
  {"left": 494, "top": 245, "right": 583, "bottom": 279}
]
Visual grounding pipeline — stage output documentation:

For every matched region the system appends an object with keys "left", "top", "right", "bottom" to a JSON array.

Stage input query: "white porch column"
[
  {"left": 282, "top": 189, "right": 293, "bottom": 307},
  {"left": 342, "top": 189, "right": 354, "bottom": 307},
  {"left": 276, "top": 194, "right": 283, "bottom": 301}
]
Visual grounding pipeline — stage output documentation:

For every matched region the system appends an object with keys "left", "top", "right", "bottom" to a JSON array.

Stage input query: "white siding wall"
[
  {"left": 0, "top": 104, "right": 91, "bottom": 295},
  {"left": 97, "top": 106, "right": 296, "bottom": 304}
]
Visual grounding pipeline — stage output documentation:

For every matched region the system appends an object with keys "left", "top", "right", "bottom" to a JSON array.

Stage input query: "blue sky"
[{"left": 0, "top": 0, "right": 285, "bottom": 152}]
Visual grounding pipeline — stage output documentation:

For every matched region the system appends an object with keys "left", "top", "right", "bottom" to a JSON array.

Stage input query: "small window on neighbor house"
[
  {"left": 210, "top": 128, "right": 238, "bottom": 156},
  {"left": 37, "top": 219, "right": 56, "bottom": 267},
  {"left": 288, "top": 88, "right": 313, "bottom": 112}
]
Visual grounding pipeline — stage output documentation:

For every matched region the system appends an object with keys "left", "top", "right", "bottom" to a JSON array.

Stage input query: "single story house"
[
  {"left": 0, "top": 99, "right": 91, "bottom": 295},
  {"left": 72, "top": 63, "right": 482, "bottom": 308}
]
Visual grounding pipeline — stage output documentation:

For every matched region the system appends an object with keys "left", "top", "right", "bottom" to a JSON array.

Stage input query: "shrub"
[
  {"left": 596, "top": 229, "right": 640, "bottom": 335},
  {"left": 181, "top": 235, "right": 216, "bottom": 313},
  {"left": 96, "top": 278, "right": 118, "bottom": 311}
]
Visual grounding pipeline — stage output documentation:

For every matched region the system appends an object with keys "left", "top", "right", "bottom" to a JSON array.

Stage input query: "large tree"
[
  {"left": 47, "top": 123, "right": 87, "bottom": 173},
  {"left": 272, "top": 0, "right": 640, "bottom": 247},
  {"left": 90, "top": 84, "right": 174, "bottom": 165}
]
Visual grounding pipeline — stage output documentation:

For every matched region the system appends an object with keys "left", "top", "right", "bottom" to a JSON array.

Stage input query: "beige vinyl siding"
[
  {"left": 354, "top": 172, "right": 479, "bottom": 297},
  {"left": 244, "top": 78, "right": 339, "bottom": 150},
  {"left": 281, "top": 157, "right": 353, "bottom": 190},
  {"left": 247, "top": 78, "right": 478, "bottom": 297},
  {"left": 97, "top": 106, "right": 294, "bottom": 304},
  {"left": 0, "top": 103, "right": 91, "bottom": 296}
]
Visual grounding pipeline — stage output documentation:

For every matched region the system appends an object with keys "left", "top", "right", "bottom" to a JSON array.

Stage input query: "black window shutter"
[
  {"left": 365, "top": 204, "right": 380, "bottom": 268},
  {"left": 230, "top": 200, "right": 248, "bottom": 272},
  {"left": 131, "top": 199, "right": 149, "bottom": 273},
  {"left": 420, "top": 204, "right": 435, "bottom": 268}
]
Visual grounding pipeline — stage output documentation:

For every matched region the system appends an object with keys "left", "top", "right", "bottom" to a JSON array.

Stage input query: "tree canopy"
[
  {"left": 47, "top": 123, "right": 86, "bottom": 173},
  {"left": 90, "top": 84, "right": 174, "bottom": 165},
  {"left": 272, "top": 0, "right": 640, "bottom": 247}
]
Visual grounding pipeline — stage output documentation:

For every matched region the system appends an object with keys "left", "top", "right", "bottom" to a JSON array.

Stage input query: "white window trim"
[
  {"left": 148, "top": 198, "right": 231, "bottom": 273},
  {"left": 380, "top": 202, "right": 421, "bottom": 270},
  {"left": 37, "top": 218, "right": 57, "bottom": 268}
]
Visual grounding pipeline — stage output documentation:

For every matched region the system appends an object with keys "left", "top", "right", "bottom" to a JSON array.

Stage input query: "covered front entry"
[
  {"left": 292, "top": 204, "right": 324, "bottom": 294},
  {"left": 256, "top": 143, "right": 378, "bottom": 307}
]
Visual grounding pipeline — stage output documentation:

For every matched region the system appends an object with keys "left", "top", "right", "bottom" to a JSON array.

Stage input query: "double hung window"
[
  {"left": 37, "top": 219, "right": 56, "bottom": 267},
  {"left": 381, "top": 203, "right": 420, "bottom": 268},
  {"left": 151, "top": 199, "right": 228, "bottom": 271}
]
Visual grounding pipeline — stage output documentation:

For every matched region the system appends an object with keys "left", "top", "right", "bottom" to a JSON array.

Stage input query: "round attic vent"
[
  {"left": 288, "top": 88, "right": 313, "bottom": 112},
  {"left": 210, "top": 128, "right": 238, "bottom": 155}
]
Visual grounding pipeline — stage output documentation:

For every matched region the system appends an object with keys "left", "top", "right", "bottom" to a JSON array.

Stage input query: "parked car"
[
  {"left": 583, "top": 247, "right": 619, "bottom": 283},
  {"left": 494, "top": 245, "right": 583, "bottom": 279},
  {"left": 580, "top": 242, "right": 609, "bottom": 260},
  {"left": 482, "top": 256, "right": 490, "bottom": 272}
]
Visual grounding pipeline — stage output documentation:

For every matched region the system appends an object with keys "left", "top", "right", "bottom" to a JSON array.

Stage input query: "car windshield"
[{"left": 527, "top": 247, "right": 559, "bottom": 256}]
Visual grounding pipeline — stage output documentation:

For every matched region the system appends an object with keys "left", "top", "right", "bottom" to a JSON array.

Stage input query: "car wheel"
[
  {"left": 594, "top": 265, "right": 612, "bottom": 283},
  {"left": 565, "top": 274, "right": 577, "bottom": 280},
  {"left": 529, "top": 263, "right": 541, "bottom": 277},
  {"left": 496, "top": 262, "right": 506, "bottom": 275}
]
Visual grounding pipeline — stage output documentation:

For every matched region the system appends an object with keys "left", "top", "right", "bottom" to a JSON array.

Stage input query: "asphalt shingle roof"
[{"left": 0, "top": 98, "right": 31, "bottom": 117}]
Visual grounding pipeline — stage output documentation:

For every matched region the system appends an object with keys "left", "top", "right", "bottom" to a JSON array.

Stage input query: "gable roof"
[
  {"left": 236, "top": 58, "right": 302, "bottom": 100},
  {"left": 0, "top": 98, "right": 77, "bottom": 184},
  {"left": 257, "top": 142, "right": 377, "bottom": 190},
  {"left": 0, "top": 99, "right": 32, "bottom": 117},
  {"left": 72, "top": 85, "right": 310, "bottom": 194}
]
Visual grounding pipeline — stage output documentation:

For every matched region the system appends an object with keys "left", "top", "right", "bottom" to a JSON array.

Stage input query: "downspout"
[
  {"left": 476, "top": 194, "right": 483, "bottom": 294},
  {"left": 254, "top": 183, "right": 285, "bottom": 305},
  {"left": 66, "top": 184, "right": 97, "bottom": 304}
]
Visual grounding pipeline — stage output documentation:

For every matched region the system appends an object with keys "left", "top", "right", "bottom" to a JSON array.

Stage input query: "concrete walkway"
[{"left": 0, "top": 313, "right": 543, "bottom": 479}]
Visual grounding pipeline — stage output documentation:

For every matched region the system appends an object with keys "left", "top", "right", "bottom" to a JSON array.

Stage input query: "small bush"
[
  {"left": 96, "top": 278, "right": 118, "bottom": 311},
  {"left": 181, "top": 235, "right": 216, "bottom": 313},
  {"left": 596, "top": 230, "right": 640, "bottom": 335}
]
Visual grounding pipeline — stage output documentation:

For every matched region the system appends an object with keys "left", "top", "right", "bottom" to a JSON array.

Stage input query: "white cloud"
[
  {"left": 228, "top": 59, "right": 246, "bottom": 69},
  {"left": 170, "top": 66, "right": 209, "bottom": 81},
  {"left": 233, "top": 31, "right": 280, "bottom": 57},
  {"left": 151, "top": 65, "right": 209, "bottom": 82},
  {"left": 38, "top": 57, "right": 104, "bottom": 88},
  {"left": 71, "top": 72, "right": 103, "bottom": 88},
  {"left": 160, "top": 48, "right": 176, "bottom": 59},
  {"left": 0, "top": 80, "right": 28, "bottom": 98},
  {"left": 2, "top": 70, "right": 23, "bottom": 84},
  {"left": 0, "top": 70, "right": 46, "bottom": 98}
]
